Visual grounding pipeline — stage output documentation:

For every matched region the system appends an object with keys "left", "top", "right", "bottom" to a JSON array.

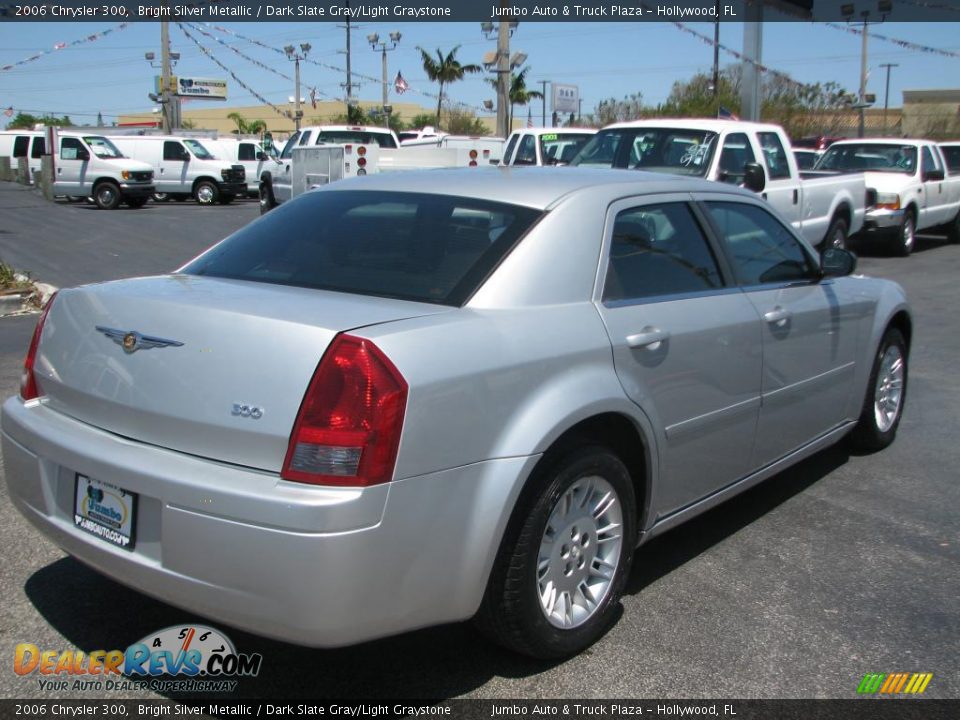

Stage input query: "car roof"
[
  {"left": 601, "top": 118, "right": 784, "bottom": 133},
  {"left": 325, "top": 166, "right": 751, "bottom": 210}
]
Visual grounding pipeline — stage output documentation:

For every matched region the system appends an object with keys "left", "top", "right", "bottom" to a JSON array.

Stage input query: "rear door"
[
  {"left": 700, "top": 195, "right": 859, "bottom": 469},
  {"left": 595, "top": 194, "right": 762, "bottom": 517},
  {"left": 755, "top": 131, "right": 804, "bottom": 233},
  {"left": 920, "top": 144, "right": 951, "bottom": 227}
]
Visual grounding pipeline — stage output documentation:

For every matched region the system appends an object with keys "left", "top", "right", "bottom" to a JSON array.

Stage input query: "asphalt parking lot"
[{"left": 0, "top": 182, "right": 957, "bottom": 700}]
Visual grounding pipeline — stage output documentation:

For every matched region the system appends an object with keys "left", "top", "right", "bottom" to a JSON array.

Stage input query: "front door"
[
  {"left": 159, "top": 140, "right": 189, "bottom": 193},
  {"left": 57, "top": 136, "right": 88, "bottom": 194},
  {"left": 700, "top": 197, "right": 859, "bottom": 469},
  {"left": 595, "top": 195, "right": 763, "bottom": 518}
]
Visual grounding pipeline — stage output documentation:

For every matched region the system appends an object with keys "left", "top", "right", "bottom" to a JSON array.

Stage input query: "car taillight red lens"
[
  {"left": 20, "top": 291, "right": 57, "bottom": 401},
  {"left": 282, "top": 334, "right": 407, "bottom": 487}
]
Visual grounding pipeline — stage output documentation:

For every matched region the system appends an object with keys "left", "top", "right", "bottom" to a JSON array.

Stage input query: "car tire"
[
  {"left": 848, "top": 327, "right": 908, "bottom": 453},
  {"left": 194, "top": 180, "right": 219, "bottom": 205},
  {"left": 893, "top": 211, "right": 915, "bottom": 257},
  {"left": 822, "top": 216, "right": 849, "bottom": 252},
  {"left": 93, "top": 182, "right": 121, "bottom": 210},
  {"left": 126, "top": 196, "right": 148, "bottom": 209},
  {"left": 152, "top": 192, "right": 170, "bottom": 202},
  {"left": 475, "top": 445, "right": 636, "bottom": 659},
  {"left": 946, "top": 211, "right": 960, "bottom": 244},
  {"left": 259, "top": 183, "right": 277, "bottom": 215}
]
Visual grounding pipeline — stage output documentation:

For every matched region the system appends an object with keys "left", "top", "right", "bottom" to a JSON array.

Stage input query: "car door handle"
[
  {"left": 763, "top": 307, "right": 792, "bottom": 327},
  {"left": 627, "top": 327, "right": 669, "bottom": 351}
]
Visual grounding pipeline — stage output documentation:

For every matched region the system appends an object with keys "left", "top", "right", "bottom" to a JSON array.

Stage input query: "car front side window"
[{"left": 705, "top": 201, "right": 818, "bottom": 286}]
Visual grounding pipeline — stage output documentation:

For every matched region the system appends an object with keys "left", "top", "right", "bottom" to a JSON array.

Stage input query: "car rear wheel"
[
  {"left": 822, "top": 216, "right": 848, "bottom": 251},
  {"left": 893, "top": 212, "right": 915, "bottom": 257},
  {"left": 152, "top": 192, "right": 170, "bottom": 202},
  {"left": 475, "top": 445, "right": 636, "bottom": 658},
  {"left": 849, "top": 327, "right": 908, "bottom": 452},
  {"left": 93, "top": 182, "right": 121, "bottom": 210},
  {"left": 194, "top": 180, "right": 219, "bottom": 205},
  {"left": 946, "top": 211, "right": 960, "bottom": 244}
]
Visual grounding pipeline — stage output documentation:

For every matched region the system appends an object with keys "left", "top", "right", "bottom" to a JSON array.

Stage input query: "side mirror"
[
  {"left": 77, "top": 148, "right": 90, "bottom": 161},
  {"left": 821, "top": 247, "right": 857, "bottom": 278},
  {"left": 923, "top": 168, "right": 945, "bottom": 182},
  {"left": 743, "top": 162, "right": 766, "bottom": 193}
]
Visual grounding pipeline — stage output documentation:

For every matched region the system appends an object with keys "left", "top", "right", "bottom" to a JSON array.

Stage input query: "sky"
[{"left": 1, "top": 17, "right": 959, "bottom": 129}]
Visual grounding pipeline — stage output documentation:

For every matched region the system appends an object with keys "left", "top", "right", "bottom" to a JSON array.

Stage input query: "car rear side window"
[
  {"left": 12, "top": 136, "right": 29, "bottom": 158},
  {"left": 757, "top": 132, "right": 791, "bottom": 180},
  {"left": 942, "top": 146, "right": 960, "bottom": 174},
  {"left": 705, "top": 201, "right": 817, "bottom": 286},
  {"left": 183, "top": 190, "right": 543, "bottom": 306},
  {"left": 238, "top": 143, "right": 257, "bottom": 161},
  {"left": 603, "top": 202, "right": 723, "bottom": 303},
  {"left": 31, "top": 137, "right": 46, "bottom": 159}
]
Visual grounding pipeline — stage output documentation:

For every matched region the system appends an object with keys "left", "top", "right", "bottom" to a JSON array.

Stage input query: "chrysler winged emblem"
[{"left": 95, "top": 326, "right": 184, "bottom": 354}]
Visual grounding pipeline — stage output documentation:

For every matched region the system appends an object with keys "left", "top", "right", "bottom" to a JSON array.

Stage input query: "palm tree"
[
  {"left": 417, "top": 45, "right": 482, "bottom": 127},
  {"left": 485, "top": 67, "right": 545, "bottom": 130}
]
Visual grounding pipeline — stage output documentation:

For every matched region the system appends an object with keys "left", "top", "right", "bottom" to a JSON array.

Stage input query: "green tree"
[
  {"left": 7, "top": 112, "right": 72, "bottom": 130},
  {"left": 408, "top": 113, "right": 437, "bottom": 131},
  {"left": 444, "top": 108, "right": 489, "bottom": 136},
  {"left": 584, "top": 93, "right": 645, "bottom": 127},
  {"left": 417, "top": 45, "right": 482, "bottom": 128},
  {"left": 487, "top": 67, "right": 545, "bottom": 129}
]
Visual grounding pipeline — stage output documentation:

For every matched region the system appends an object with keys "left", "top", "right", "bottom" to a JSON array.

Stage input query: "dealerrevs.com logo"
[
  {"left": 14, "top": 624, "right": 262, "bottom": 693},
  {"left": 857, "top": 672, "right": 934, "bottom": 695}
]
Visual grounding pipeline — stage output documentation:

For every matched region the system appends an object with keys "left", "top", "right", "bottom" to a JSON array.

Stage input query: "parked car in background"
[
  {"left": 819, "top": 138, "right": 960, "bottom": 253},
  {"left": 570, "top": 119, "right": 867, "bottom": 250},
  {"left": 398, "top": 126, "right": 448, "bottom": 145},
  {"left": 206, "top": 136, "right": 275, "bottom": 197},
  {"left": 4, "top": 168, "right": 910, "bottom": 660},
  {"left": 501, "top": 127, "right": 597, "bottom": 166},
  {"left": 107, "top": 135, "right": 246, "bottom": 205},
  {"left": 793, "top": 148, "right": 823, "bottom": 170},
  {"left": 1, "top": 130, "right": 155, "bottom": 208}
]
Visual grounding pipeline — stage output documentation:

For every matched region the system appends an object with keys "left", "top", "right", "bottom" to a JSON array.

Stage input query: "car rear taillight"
[
  {"left": 282, "top": 334, "right": 407, "bottom": 487},
  {"left": 20, "top": 291, "right": 57, "bottom": 401}
]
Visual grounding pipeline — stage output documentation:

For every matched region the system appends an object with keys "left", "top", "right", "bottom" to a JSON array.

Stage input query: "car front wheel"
[
  {"left": 476, "top": 445, "right": 636, "bottom": 658},
  {"left": 849, "top": 327, "right": 908, "bottom": 452},
  {"left": 194, "top": 181, "right": 219, "bottom": 205},
  {"left": 93, "top": 182, "right": 121, "bottom": 210},
  {"left": 894, "top": 212, "right": 915, "bottom": 256}
]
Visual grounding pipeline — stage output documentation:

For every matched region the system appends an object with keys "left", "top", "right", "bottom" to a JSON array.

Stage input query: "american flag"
[
  {"left": 310, "top": 87, "right": 317, "bottom": 109},
  {"left": 718, "top": 106, "right": 740, "bottom": 121},
  {"left": 394, "top": 71, "right": 409, "bottom": 95},
  {"left": 527, "top": 108, "right": 533, "bottom": 128}
]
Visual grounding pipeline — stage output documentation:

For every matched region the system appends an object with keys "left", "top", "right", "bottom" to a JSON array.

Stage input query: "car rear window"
[{"left": 183, "top": 190, "right": 543, "bottom": 306}]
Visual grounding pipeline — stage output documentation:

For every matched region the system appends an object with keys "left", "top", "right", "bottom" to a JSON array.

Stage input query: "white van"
[
  {"left": 0, "top": 130, "right": 45, "bottom": 182},
  {"left": 1, "top": 130, "right": 155, "bottom": 208},
  {"left": 107, "top": 135, "right": 246, "bottom": 205},
  {"left": 206, "top": 137, "right": 275, "bottom": 197}
]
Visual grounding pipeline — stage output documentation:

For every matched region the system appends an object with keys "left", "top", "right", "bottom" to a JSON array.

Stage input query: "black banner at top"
[{"left": 1, "top": 0, "right": 959, "bottom": 22}]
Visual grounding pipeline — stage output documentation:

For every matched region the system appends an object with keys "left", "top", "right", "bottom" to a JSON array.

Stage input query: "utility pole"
[
  {"left": 368, "top": 32, "right": 402, "bottom": 122},
  {"left": 712, "top": 0, "right": 720, "bottom": 99},
  {"left": 497, "top": 20, "right": 510, "bottom": 137},
  {"left": 160, "top": 21, "right": 173, "bottom": 133},
  {"left": 539, "top": 80, "right": 549, "bottom": 126},
  {"left": 843, "top": 2, "right": 892, "bottom": 138},
  {"left": 880, "top": 62, "right": 898, "bottom": 135}
]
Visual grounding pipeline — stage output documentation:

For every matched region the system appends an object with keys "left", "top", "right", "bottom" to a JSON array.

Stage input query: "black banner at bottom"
[{"left": 1, "top": 700, "right": 959, "bottom": 720}]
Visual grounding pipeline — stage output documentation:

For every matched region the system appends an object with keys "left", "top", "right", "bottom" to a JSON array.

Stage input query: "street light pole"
[
  {"left": 368, "top": 32, "right": 402, "bottom": 123},
  {"left": 160, "top": 21, "right": 172, "bottom": 133},
  {"left": 539, "top": 80, "right": 549, "bottom": 126},
  {"left": 843, "top": 1, "right": 892, "bottom": 138},
  {"left": 285, "top": 44, "right": 311, "bottom": 131},
  {"left": 880, "top": 62, "right": 898, "bottom": 135}
]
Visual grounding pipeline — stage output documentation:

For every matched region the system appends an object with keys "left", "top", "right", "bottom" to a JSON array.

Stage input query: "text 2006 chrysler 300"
[{"left": 3, "top": 168, "right": 910, "bottom": 658}]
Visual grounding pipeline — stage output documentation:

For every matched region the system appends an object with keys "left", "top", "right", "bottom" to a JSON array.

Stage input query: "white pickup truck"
[
  {"left": 570, "top": 119, "right": 868, "bottom": 250},
  {"left": 818, "top": 139, "right": 960, "bottom": 254},
  {"left": 501, "top": 127, "right": 597, "bottom": 166}
]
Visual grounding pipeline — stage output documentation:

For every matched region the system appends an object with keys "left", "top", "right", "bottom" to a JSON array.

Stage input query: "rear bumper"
[{"left": 1, "top": 396, "right": 535, "bottom": 647}]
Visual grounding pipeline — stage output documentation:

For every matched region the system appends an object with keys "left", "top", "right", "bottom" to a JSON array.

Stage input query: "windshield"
[
  {"left": 570, "top": 127, "right": 718, "bottom": 176},
  {"left": 540, "top": 133, "right": 595, "bottom": 165},
  {"left": 315, "top": 130, "right": 398, "bottom": 148},
  {"left": 817, "top": 143, "right": 918, "bottom": 174},
  {"left": 183, "top": 190, "right": 543, "bottom": 306},
  {"left": 183, "top": 138, "right": 215, "bottom": 160},
  {"left": 84, "top": 136, "right": 124, "bottom": 159}
]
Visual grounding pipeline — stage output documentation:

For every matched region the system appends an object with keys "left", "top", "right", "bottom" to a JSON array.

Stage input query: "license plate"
[{"left": 74, "top": 475, "right": 137, "bottom": 550}]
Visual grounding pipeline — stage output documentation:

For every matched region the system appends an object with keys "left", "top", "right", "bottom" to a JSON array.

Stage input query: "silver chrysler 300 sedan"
[{"left": 3, "top": 168, "right": 910, "bottom": 658}]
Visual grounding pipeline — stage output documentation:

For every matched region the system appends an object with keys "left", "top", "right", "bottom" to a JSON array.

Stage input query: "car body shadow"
[{"left": 25, "top": 444, "right": 850, "bottom": 700}]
